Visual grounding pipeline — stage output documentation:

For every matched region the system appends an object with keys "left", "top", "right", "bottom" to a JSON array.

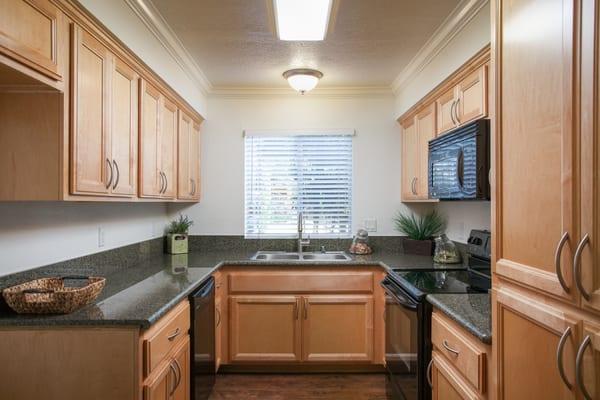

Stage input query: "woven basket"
[{"left": 2, "top": 276, "right": 106, "bottom": 314}]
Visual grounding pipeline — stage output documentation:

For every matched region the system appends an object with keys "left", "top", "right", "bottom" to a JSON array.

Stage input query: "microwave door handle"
[{"left": 456, "top": 150, "right": 464, "bottom": 189}]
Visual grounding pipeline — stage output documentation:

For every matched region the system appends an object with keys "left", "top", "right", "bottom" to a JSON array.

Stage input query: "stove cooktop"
[{"left": 389, "top": 269, "right": 489, "bottom": 301}]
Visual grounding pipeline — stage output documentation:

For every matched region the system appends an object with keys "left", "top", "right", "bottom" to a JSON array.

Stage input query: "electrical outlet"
[
  {"left": 364, "top": 218, "right": 377, "bottom": 232},
  {"left": 97, "top": 227, "right": 105, "bottom": 248}
]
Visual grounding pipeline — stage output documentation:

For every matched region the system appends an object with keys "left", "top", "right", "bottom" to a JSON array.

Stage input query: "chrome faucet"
[{"left": 297, "top": 212, "right": 310, "bottom": 254}]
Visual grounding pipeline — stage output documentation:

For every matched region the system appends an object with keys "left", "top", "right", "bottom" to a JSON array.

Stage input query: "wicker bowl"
[{"left": 2, "top": 276, "right": 106, "bottom": 314}]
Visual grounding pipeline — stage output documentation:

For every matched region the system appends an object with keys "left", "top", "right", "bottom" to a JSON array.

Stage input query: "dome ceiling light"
[{"left": 283, "top": 69, "right": 324, "bottom": 95}]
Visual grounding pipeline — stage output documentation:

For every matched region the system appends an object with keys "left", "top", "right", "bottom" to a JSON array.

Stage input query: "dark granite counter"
[
  {"left": 0, "top": 248, "right": 447, "bottom": 328},
  {"left": 426, "top": 293, "right": 491, "bottom": 344}
]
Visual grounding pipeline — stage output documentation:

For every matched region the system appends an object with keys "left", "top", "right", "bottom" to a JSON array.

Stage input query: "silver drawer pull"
[
  {"left": 442, "top": 340, "right": 460, "bottom": 356},
  {"left": 167, "top": 327, "right": 180, "bottom": 341},
  {"left": 426, "top": 358, "right": 434, "bottom": 388},
  {"left": 556, "top": 326, "right": 573, "bottom": 390},
  {"left": 554, "top": 232, "right": 570, "bottom": 293}
]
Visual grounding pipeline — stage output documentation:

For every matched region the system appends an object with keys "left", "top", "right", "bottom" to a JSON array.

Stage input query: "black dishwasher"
[{"left": 190, "top": 277, "right": 216, "bottom": 400}]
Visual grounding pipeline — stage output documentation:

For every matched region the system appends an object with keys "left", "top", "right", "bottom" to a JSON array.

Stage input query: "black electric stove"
[{"left": 382, "top": 230, "right": 491, "bottom": 400}]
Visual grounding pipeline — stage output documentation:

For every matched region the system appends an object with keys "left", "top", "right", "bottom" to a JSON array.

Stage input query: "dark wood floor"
[{"left": 208, "top": 373, "right": 390, "bottom": 400}]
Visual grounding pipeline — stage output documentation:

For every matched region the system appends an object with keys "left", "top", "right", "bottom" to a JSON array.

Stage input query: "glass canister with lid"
[
  {"left": 349, "top": 229, "right": 373, "bottom": 255},
  {"left": 433, "top": 234, "right": 462, "bottom": 264}
]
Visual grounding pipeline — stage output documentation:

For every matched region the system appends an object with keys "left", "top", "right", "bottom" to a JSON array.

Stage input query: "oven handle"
[{"left": 381, "top": 281, "right": 418, "bottom": 311}]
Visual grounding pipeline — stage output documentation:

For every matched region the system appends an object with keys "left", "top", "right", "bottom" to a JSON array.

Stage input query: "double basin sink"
[{"left": 250, "top": 251, "right": 352, "bottom": 261}]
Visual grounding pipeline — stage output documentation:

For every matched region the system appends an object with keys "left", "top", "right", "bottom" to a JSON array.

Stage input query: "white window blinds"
[{"left": 245, "top": 132, "right": 353, "bottom": 238}]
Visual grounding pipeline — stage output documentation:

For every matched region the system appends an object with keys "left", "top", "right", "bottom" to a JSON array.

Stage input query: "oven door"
[{"left": 382, "top": 278, "right": 423, "bottom": 400}]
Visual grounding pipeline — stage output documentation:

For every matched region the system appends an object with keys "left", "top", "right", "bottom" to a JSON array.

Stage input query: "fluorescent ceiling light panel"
[{"left": 274, "top": 0, "right": 333, "bottom": 41}]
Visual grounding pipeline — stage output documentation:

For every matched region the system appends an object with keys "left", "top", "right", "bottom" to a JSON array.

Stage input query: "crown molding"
[
  {"left": 124, "top": 0, "right": 213, "bottom": 95},
  {"left": 209, "top": 86, "right": 394, "bottom": 99},
  {"left": 391, "top": 0, "right": 489, "bottom": 95}
]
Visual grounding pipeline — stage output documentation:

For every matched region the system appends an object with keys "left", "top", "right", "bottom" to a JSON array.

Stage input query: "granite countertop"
[
  {"left": 0, "top": 249, "right": 448, "bottom": 328},
  {"left": 427, "top": 293, "right": 491, "bottom": 344}
]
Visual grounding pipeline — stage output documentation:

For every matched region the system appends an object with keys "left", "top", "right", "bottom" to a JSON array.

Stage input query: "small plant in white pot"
[{"left": 166, "top": 214, "right": 193, "bottom": 254}]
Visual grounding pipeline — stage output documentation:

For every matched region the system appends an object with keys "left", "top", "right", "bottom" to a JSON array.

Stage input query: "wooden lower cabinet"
[
  {"left": 495, "top": 288, "right": 577, "bottom": 400},
  {"left": 431, "top": 351, "right": 480, "bottom": 400},
  {"left": 229, "top": 295, "right": 302, "bottom": 362},
  {"left": 144, "top": 336, "right": 190, "bottom": 400},
  {"left": 221, "top": 267, "right": 385, "bottom": 368},
  {"left": 579, "top": 321, "right": 600, "bottom": 399},
  {"left": 302, "top": 295, "right": 373, "bottom": 362}
]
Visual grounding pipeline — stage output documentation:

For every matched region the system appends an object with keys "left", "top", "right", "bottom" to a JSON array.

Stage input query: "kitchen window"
[{"left": 244, "top": 130, "right": 353, "bottom": 238}]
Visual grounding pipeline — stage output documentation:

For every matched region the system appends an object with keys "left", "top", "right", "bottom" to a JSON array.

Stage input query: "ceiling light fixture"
[
  {"left": 283, "top": 69, "right": 324, "bottom": 94},
  {"left": 273, "top": 0, "right": 333, "bottom": 41}
]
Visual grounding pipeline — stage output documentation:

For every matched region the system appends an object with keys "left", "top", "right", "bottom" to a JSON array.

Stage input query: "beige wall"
[{"left": 394, "top": 2, "right": 492, "bottom": 242}]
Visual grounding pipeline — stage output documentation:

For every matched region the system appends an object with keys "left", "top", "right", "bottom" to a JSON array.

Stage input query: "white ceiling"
[{"left": 148, "top": 0, "right": 461, "bottom": 90}]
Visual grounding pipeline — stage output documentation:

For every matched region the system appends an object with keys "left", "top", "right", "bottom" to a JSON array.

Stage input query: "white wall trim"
[
  {"left": 124, "top": 0, "right": 213, "bottom": 95},
  {"left": 391, "top": 0, "right": 489, "bottom": 95}
]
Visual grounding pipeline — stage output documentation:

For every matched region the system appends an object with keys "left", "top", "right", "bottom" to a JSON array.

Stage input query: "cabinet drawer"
[
  {"left": 142, "top": 300, "right": 190, "bottom": 377},
  {"left": 431, "top": 311, "right": 486, "bottom": 393},
  {"left": 228, "top": 270, "right": 374, "bottom": 294}
]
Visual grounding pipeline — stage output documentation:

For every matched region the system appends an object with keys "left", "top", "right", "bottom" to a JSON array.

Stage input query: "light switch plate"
[{"left": 364, "top": 218, "right": 377, "bottom": 232}]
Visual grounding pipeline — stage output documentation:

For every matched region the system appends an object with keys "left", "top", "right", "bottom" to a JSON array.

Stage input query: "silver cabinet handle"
[
  {"left": 216, "top": 306, "right": 222, "bottom": 327},
  {"left": 576, "top": 335, "right": 593, "bottom": 400},
  {"left": 411, "top": 177, "right": 417, "bottom": 195},
  {"left": 555, "top": 232, "right": 571, "bottom": 293},
  {"left": 167, "top": 327, "right": 180, "bottom": 341},
  {"left": 557, "top": 326, "right": 573, "bottom": 390},
  {"left": 112, "top": 160, "right": 119, "bottom": 190},
  {"left": 168, "top": 361, "right": 177, "bottom": 395},
  {"left": 158, "top": 171, "right": 165, "bottom": 194},
  {"left": 442, "top": 340, "right": 460, "bottom": 356},
  {"left": 426, "top": 358, "right": 434, "bottom": 388},
  {"left": 173, "top": 358, "right": 182, "bottom": 392},
  {"left": 303, "top": 298, "right": 308, "bottom": 320},
  {"left": 450, "top": 100, "right": 457, "bottom": 125},
  {"left": 574, "top": 234, "right": 591, "bottom": 301},
  {"left": 294, "top": 298, "right": 299, "bottom": 320},
  {"left": 163, "top": 173, "right": 168, "bottom": 194},
  {"left": 105, "top": 158, "right": 113, "bottom": 189},
  {"left": 454, "top": 98, "right": 461, "bottom": 124}
]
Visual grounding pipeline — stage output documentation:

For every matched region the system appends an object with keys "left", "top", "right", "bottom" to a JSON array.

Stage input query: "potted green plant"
[
  {"left": 393, "top": 210, "right": 446, "bottom": 255},
  {"left": 166, "top": 214, "right": 193, "bottom": 254}
]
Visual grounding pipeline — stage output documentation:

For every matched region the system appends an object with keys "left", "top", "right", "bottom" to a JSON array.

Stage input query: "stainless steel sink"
[{"left": 250, "top": 251, "right": 352, "bottom": 261}]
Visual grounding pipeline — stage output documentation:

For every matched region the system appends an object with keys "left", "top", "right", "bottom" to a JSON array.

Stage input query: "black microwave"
[{"left": 428, "top": 119, "right": 490, "bottom": 200}]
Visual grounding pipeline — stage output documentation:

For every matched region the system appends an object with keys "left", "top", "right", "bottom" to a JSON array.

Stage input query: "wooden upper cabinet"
[
  {"left": 456, "top": 66, "right": 487, "bottom": 126},
  {"left": 71, "top": 26, "right": 111, "bottom": 196},
  {"left": 416, "top": 104, "right": 436, "bottom": 198},
  {"left": 160, "top": 97, "right": 177, "bottom": 199},
  {"left": 401, "top": 118, "right": 418, "bottom": 201},
  {"left": 579, "top": 0, "right": 600, "bottom": 314},
  {"left": 139, "top": 79, "right": 178, "bottom": 199},
  {"left": 436, "top": 87, "right": 458, "bottom": 136},
  {"left": 140, "top": 80, "right": 162, "bottom": 198},
  {"left": 229, "top": 295, "right": 302, "bottom": 363},
  {"left": 302, "top": 295, "right": 373, "bottom": 363},
  {"left": 71, "top": 26, "right": 138, "bottom": 198},
  {"left": 436, "top": 65, "right": 488, "bottom": 136},
  {"left": 495, "top": 0, "right": 577, "bottom": 303},
  {"left": 495, "top": 289, "right": 577, "bottom": 400},
  {"left": 110, "top": 57, "right": 138, "bottom": 196},
  {"left": 0, "top": 0, "right": 62, "bottom": 80},
  {"left": 177, "top": 111, "right": 201, "bottom": 201}
]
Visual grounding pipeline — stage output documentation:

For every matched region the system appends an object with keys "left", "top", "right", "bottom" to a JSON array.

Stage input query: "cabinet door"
[
  {"left": 190, "top": 121, "right": 201, "bottom": 200},
  {"left": 0, "top": 0, "right": 61, "bottom": 79},
  {"left": 415, "top": 104, "right": 436, "bottom": 199},
  {"left": 436, "top": 87, "right": 457, "bottom": 135},
  {"left": 431, "top": 352, "right": 478, "bottom": 400},
  {"left": 143, "top": 360, "right": 172, "bottom": 400},
  {"left": 177, "top": 111, "right": 191, "bottom": 199},
  {"left": 456, "top": 65, "right": 487, "bottom": 125},
  {"left": 495, "top": 289, "right": 577, "bottom": 400},
  {"left": 577, "top": 321, "right": 600, "bottom": 400},
  {"left": 160, "top": 97, "right": 177, "bottom": 199},
  {"left": 302, "top": 295, "right": 373, "bottom": 362},
  {"left": 70, "top": 26, "right": 111, "bottom": 196},
  {"left": 579, "top": 0, "right": 600, "bottom": 314},
  {"left": 495, "top": 0, "right": 577, "bottom": 303},
  {"left": 140, "top": 80, "right": 162, "bottom": 198},
  {"left": 401, "top": 118, "right": 418, "bottom": 201},
  {"left": 171, "top": 336, "right": 190, "bottom": 400},
  {"left": 110, "top": 57, "right": 138, "bottom": 196},
  {"left": 229, "top": 296, "right": 301, "bottom": 362}
]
